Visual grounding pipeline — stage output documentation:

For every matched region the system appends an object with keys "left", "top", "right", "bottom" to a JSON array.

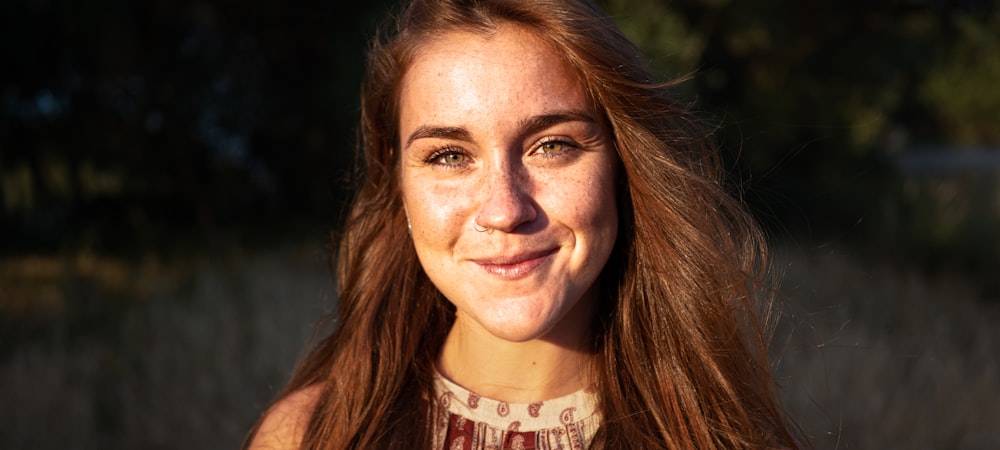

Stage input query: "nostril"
[{"left": 475, "top": 180, "right": 537, "bottom": 233}]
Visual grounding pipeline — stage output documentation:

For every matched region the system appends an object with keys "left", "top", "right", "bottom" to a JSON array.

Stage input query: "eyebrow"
[
  {"left": 518, "top": 110, "right": 597, "bottom": 137},
  {"left": 403, "top": 109, "right": 597, "bottom": 149},
  {"left": 404, "top": 126, "right": 473, "bottom": 149}
]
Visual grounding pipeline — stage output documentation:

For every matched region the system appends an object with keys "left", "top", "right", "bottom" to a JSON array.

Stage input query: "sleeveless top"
[{"left": 430, "top": 374, "right": 601, "bottom": 450}]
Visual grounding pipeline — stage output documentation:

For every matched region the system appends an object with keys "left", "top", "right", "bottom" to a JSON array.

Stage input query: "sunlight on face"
[{"left": 398, "top": 25, "right": 618, "bottom": 344}]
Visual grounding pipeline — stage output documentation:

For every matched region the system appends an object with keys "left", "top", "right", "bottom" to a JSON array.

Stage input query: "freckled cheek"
[
  {"left": 408, "top": 181, "right": 475, "bottom": 239},
  {"left": 542, "top": 172, "right": 617, "bottom": 229}
]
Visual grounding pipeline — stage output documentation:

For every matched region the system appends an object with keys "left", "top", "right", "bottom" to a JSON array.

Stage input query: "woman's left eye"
[{"left": 533, "top": 139, "right": 575, "bottom": 156}]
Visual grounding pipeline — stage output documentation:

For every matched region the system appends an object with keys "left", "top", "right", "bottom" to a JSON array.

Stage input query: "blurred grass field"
[
  {"left": 0, "top": 242, "right": 997, "bottom": 449},
  {"left": 0, "top": 244, "right": 333, "bottom": 449},
  {"left": 771, "top": 245, "right": 1000, "bottom": 449}
]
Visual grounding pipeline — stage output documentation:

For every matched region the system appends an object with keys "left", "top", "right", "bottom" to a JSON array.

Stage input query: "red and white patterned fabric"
[{"left": 431, "top": 374, "right": 600, "bottom": 450}]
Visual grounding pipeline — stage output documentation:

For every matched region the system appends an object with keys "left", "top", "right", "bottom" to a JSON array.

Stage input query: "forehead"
[{"left": 398, "top": 25, "right": 590, "bottom": 130}]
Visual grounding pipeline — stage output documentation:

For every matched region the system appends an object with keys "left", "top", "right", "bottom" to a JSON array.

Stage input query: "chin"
[
  {"left": 471, "top": 304, "right": 573, "bottom": 344},
  {"left": 482, "top": 324, "right": 556, "bottom": 343}
]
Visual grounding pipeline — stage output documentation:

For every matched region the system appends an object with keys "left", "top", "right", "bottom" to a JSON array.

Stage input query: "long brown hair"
[{"left": 251, "top": 0, "right": 800, "bottom": 448}]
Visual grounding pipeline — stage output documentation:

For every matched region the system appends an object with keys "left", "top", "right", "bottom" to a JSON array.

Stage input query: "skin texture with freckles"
[{"left": 398, "top": 25, "right": 618, "bottom": 402}]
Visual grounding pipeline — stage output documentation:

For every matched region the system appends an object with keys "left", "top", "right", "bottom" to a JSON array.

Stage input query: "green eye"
[
  {"left": 542, "top": 142, "right": 563, "bottom": 152},
  {"left": 426, "top": 148, "right": 469, "bottom": 167},
  {"left": 537, "top": 140, "right": 570, "bottom": 154},
  {"left": 438, "top": 152, "right": 466, "bottom": 164}
]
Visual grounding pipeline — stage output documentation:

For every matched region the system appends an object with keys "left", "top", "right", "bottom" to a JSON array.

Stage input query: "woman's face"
[{"left": 398, "top": 25, "right": 618, "bottom": 344}]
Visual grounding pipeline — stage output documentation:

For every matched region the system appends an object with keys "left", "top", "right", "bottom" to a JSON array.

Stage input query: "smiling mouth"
[{"left": 473, "top": 248, "right": 557, "bottom": 279}]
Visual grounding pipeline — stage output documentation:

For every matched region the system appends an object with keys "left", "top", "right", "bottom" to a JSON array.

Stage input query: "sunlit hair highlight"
[{"left": 247, "top": 0, "right": 800, "bottom": 448}]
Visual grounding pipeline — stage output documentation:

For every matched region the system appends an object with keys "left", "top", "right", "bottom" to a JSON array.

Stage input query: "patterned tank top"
[{"left": 430, "top": 374, "right": 601, "bottom": 450}]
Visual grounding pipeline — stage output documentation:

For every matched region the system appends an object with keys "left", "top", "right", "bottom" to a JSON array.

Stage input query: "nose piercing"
[{"left": 473, "top": 223, "right": 492, "bottom": 234}]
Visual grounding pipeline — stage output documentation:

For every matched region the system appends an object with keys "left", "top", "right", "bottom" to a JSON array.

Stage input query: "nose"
[{"left": 475, "top": 163, "right": 537, "bottom": 233}]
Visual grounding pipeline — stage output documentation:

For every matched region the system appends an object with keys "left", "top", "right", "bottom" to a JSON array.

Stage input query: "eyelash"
[
  {"left": 424, "top": 147, "right": 470, "bottom": 168},
  {"left": 532, "top": 137, "right": 579, "bottom": 158},
  {"left": 422, "top": 137, "right": 581, "bottom": 168}
]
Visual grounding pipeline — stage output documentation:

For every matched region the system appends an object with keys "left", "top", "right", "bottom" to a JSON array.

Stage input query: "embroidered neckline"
[{"left": 432, "top": 373, "right": 599, "bottom": 431}]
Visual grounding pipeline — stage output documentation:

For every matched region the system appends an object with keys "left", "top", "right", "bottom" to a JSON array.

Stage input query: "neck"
[{"left": 437, "top": 303, "right": 595, "bottom": 403}]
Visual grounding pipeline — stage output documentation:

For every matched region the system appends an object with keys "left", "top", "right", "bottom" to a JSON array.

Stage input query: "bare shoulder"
[{"left": 247, "top": 384, "right": 324, "bottom": 449}]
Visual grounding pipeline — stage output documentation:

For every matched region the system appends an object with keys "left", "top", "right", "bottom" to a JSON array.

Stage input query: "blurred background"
[{"left": 1, "top": 0, "right": 997, "bottom": 448}]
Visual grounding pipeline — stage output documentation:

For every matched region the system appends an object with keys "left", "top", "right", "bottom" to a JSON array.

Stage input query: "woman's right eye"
[{"left": 427, "top": 149, "right": 469, "bottom": 167}]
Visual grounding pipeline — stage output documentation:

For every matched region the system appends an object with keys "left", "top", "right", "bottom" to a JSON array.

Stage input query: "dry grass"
[
  {"left": 772, "top": 245, "right": 1000, "bottom": 449},
  {"left": 0, "top": 245, "right": 334, "bottom": 449},
  {"left": 0, "top": 243, "right": 997, "bottom": 449}
]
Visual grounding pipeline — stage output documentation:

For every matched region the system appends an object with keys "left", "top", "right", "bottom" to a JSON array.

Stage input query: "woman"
[{"left": 248, "top": 0, "right": 799, "bottom": 448}]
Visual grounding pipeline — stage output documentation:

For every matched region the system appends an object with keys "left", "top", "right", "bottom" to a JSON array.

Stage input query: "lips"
[{"left": 472, "top": 248, "right": 557, "bottom": 279}]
